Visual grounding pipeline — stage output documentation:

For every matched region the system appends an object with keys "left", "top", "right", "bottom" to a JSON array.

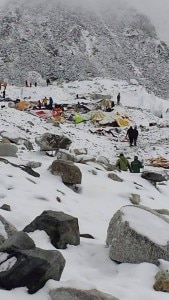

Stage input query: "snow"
[
  {"left": 122, "top": 206, "right": 169, "bottom": 245},
  {"left": 0, "top": 78, "right": 169, "bottom": 299}
]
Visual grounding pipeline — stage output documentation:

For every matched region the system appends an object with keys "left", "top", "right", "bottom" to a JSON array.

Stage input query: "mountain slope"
[{"left": 0, "top": 0, "right": 169, "bottom": 98}]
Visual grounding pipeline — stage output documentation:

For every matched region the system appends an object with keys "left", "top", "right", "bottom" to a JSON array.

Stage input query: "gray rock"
[
  {"left": 1, "top": 132, "right": 33, "bottom": 150},
  {"left": 24, "top": 210, "right": 80, "bottom": 249},
  {"left": 106, "top": 205, "right": 169, "bottom": 264},
  {"left": 73, "top": 148, "right": 88, "bottom": 155},
  {"left": 108, "top": 173, "right": 123, "bottom": 182},
  {"left": 106, "top": 164, "right": 117, "bottom": 172},
  {"left": 129, "top": 194, "right": 141, "bottom": 205},
  {"left": 97, "top": 156, "right": 109, "bottom": 165},
  {"left": 0, "top": 247, "right": 65, "bottom": 294},
  {"left": 0, "top": 204, "right": 11, "bottom": 211},
  {"left": 0, "top": 231, "right": 35, "bottom": 251},
  {"left": 0, "top": 143, "right": 18, "bottom": 157},
  {"left": 141, "top": 171, "right": 167, "bottom": 183},
  {"left": 35, "top": 133, "right": 72, "bottom": 151},
  {"left": 153, "top": 270, "right": 169, "bottom": 292},
  {"left": 155, "top": 209, "right": 169, "bottom": 216},
  {"left": 57, "top": 150, "right": 76, "bottom": 162},
  {"left": 49, "top": 287, "right": 119, "bottom": 300},
  {"left": 50, "top": 160, "right": 82, "bottom": 184},
  {"left": 0, "top": 215, "right": 17, "bottom": 246},
  {"left": 26, "top": 161, "right": 42, "bottom": 168}
]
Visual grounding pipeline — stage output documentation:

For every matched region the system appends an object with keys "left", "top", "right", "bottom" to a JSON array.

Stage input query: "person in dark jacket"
[
  {"left": 116, "top": 153, "right": 131, "bottom": 172},
  {"left": 131, "top": 156, "right": 143, "bottom": 173},
  {"left": 133, "top": 125, "right": 138, "bottom": 146},
  {"left": 117, "top": 92, "right": 120, "bottom": 105},
  {"left": 126, "top": 126, "right": 134, "bottom": 147},
  {"left": 48, "top": 97, "right": 53, "bottom": 110}
]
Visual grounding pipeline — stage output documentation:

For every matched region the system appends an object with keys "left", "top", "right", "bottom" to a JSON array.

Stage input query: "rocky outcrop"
[
  {"left": 49, "top": 160, "right": 82, "bottom": 184},
  {"left": 23, "top": 210, "right": 80, "bottom": 249},
  {"left": 106, "top": 205, "right": 169, "bottom": 264},
  {"left": 108, "top": 173, "right": 123, "bottom": 182},
  {"left": 0, "top": 0, "right": 169, "bottom": 98}
]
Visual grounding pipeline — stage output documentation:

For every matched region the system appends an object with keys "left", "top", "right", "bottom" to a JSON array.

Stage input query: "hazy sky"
[{"left": 0, "top": 0, "right": 169, "bottom": 43}]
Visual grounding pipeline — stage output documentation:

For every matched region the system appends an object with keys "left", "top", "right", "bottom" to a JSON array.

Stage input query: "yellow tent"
[{"left": 15, "top": 101, "right": 31, "bottom": 111}]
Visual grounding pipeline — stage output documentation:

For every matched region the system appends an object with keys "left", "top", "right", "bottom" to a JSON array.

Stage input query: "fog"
[{"left": 0, "top": 0, "right": 169, "bottom": 43}]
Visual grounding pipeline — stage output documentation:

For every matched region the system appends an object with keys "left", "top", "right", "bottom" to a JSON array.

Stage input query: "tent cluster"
[{"left": 7, "top": 94, "right": 132, "bottom": 129}]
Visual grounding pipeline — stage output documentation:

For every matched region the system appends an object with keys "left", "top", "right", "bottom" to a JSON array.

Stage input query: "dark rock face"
[
  {"left": 23, "top": 210, "right": 80, "bottom": 249},
  {"left": 0, "top": 0, "right": 169, "bottom": 98},
  {"left": 50, "top": 160, "right": 82, "bottom": 184}
]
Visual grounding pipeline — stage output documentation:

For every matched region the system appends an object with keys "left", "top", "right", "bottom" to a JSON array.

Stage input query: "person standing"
[
  {"left": 46, "top": 78, "right": 50, "bottom": 86},
  {"left": 131, "top": 156, "right": 143, "bottom": 173},
  {"left": 126, "top": 126, "right": 134, "bottom": 147},
  {"left": 117, "top": 92, "right": 120, "bottom": 105},
  {"left": 116, "top": 153, "right": 131, "bottom": 172},
  {"left": 2, "top": 89, "right": 6, "bottom": 99},
  {"left": 133, "top": 125, "right": 138, "bottom": 146}
]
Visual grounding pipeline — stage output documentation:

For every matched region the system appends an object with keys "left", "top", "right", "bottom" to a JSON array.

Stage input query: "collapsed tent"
[
  {"left": 74, "top": 110, "right": 131, "bottom": 126},
  {"left": 147, "top": 156, "right": 169, "bottom": 169},
  {"left": 15, "top": 101, "right": 31, "bottom": 111}
]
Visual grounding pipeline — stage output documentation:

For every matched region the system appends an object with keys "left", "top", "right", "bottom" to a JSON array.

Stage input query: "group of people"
[
  {"left": 126, "top": 126, "right": 138, "bottom": 147},
  {"left": 116, "top": 153, "right": 143, "bottom": 173}
]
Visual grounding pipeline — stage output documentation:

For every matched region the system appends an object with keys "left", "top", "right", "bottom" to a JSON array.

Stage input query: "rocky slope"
[{"left": 0, "top": 0, "right": 169, "bottom": 98}]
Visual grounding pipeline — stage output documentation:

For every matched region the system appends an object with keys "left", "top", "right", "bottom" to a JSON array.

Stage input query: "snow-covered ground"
[{"left": 0, "top": 78, "right": 169, "bottom": 300}]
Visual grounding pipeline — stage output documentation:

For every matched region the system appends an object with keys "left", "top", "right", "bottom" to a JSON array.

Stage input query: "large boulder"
[
  {"left": 24, "top": 210, "right": 80, "bottom": 249},
  {"left": 49, "top": 288, "right": 119, "bottom": 300},
  {"left": 0, "top": 143, "right": 18, "bottom": 157},
  {"left": 153, "top": 270, "right": 169, "bottom": 292},
  {"left": 0, "top": 231, "right": 35, "bottom": 252},
  {"left": 0, "top": 215, "right": 17, "bottom": 246},
  {"left": 49, "top": 160, "right": 82, "bottom": 184},
  {"left": 106, "top": 205, "right": 169, "bottom": 264},
  {"left": 141, "top": 171, "right": 167, "bottom": 183},
  {"left": 35, "top": 133, "right": 72, "bottom": 151},
  {"left": 0, "top": 247, "right": 65, "bottom": 294}
]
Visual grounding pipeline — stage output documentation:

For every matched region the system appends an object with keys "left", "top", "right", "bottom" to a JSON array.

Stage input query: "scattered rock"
[
  {"left": 49, "top": 287, "right": 119, "bottom": 300},
  {"left": 80, "top": 233, "right": 95, "bottom": 239},
  {"left": 141, "top": 171, "right": 166, "bottom": 183},
  {"left": 49, "top": 160, "right": 82, "bottom": 184},
  {"left": 0, "top": 204, "right": 11, "bottom": 211},
  {"left": 57, "top": 150, "right": 76, "bottom": 162},
  {"left": 26, "top": 161, "right": 42, "bottom": 168},
  {"left": 35, "top": 133, "right": 72, "bottom": 151},
  {"left": 97, "top": 156, "right": 109, "bottom": 165},
  {"left": 129, "top": 194, "right": 141, "bottom": 205},
  {"left": 154, "top": 209, "right": 169, "bottom": 216},
  {"left": 0, "top": 143, "right": 18, "bottom": 157},
  {"left": 0, "top": 247, "right": 65, "bottom": 294},
  {"left": 0, "top": 215, "right": 17, "bottom": 246},
  {"left": 23, "top": 210, "right": 80, "bottom": 249},
  {"left": 153, "top": 270, "right": 169, "bottom": 292},
  {"left": 108, "top": 173, "right": 123, "bottom": 182},
  {"left": 73, "top": 148, "right": 87, "bottom": 155},
  {"left": 0, "top": 231, "right": 35, "bottom": 252}
]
